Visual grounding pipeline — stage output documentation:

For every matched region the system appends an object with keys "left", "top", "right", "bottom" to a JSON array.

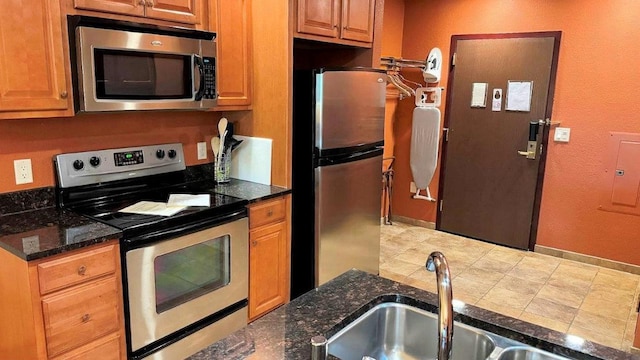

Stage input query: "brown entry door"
[{"left": 437, "top": 33, "right": 561, "bottom": 250}]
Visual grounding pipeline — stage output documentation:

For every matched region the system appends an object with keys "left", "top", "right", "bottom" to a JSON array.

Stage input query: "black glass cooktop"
[{"left": 65, "top": 181, "right": 247, "bottom": 240}]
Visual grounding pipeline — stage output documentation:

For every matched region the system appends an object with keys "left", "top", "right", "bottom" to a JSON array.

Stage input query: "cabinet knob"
[
  {"left": 138, "top": 0, "right": 145, "bottom": 5},
  {"left": 146, "top": 0, "right": 154, "bottom": 6},
  {"left": 77, "top": 265, "right": 87, "bottom": 276},
  {"left": 81, "top": 313, "right": 90, "bottom": 323},
  {"left": 60, "top": 91, "right": 68, "bottom": 99},
  {"left": 267, "top": 209, "right": 273, "bottom": 217},
  {"left": 252, "top": 240, "right": 258, "bottom": 247}
]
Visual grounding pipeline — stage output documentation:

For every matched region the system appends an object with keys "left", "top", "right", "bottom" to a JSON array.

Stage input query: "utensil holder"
[{"left": 214, "top": 148, "right": 231, "bottom": 183}]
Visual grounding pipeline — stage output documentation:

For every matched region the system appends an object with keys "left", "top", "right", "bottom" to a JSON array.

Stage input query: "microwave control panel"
[{"left": 202, "top": 57, "right": 216, "bottom": 99}]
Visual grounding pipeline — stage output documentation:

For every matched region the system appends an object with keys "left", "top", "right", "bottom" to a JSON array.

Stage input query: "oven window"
[
  {"left": 154, "top": 235, "right": 230, "bottom": 313},
  {"left": 94, "top": 49, "right": 192, "bottom": 100}
]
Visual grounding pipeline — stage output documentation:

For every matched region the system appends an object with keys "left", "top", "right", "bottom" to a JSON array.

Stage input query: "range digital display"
[{"left": 114, "top": 150, "right": 144, "bottom": 166}]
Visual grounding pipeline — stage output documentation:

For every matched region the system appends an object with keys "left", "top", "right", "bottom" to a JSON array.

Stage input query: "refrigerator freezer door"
[
  {"left": 315, "top": 153, "right": 382, "bottom": 286},
  {"left": 315, "top": 69, "right": 386, "bottom": 151}
]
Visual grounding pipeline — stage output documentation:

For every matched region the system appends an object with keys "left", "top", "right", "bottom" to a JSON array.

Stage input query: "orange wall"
[
  {"left": 0, "top": 112, "right": 222, "bottom": 193},
  {"left": 393, "top": 0, "right": 640, "bottom": 264}
]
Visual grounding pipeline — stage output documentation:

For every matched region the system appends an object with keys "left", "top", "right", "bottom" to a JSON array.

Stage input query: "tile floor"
[{"left": 379, "top": 221, "right": 640, "bottom": 353}]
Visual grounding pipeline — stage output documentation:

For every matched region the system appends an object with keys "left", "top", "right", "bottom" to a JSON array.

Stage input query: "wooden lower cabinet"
[
  {"left": 248, "top": 196, "right": 290, "bottom": 321},
  {"left": 0, "top": 241, "right": 126, "bottom": 359}
]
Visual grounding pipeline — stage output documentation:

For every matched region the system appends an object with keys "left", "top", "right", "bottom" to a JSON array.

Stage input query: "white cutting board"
[{"left": 230, "top": 135, "right": 272, "bottom": 185}]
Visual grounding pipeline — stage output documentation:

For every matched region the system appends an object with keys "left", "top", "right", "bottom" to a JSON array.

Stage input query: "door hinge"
[
  {"left": 451, "top": 53, "right": 457, "bottom": 67},
  {"left": 439, "top": 199, "right": 444, "bottom": 212},
  {"left": 539, "top": 143, "right": 544, "bottom": 156},
  {"left": 443, "top": 127, "right": 450, "bottom": 142}
]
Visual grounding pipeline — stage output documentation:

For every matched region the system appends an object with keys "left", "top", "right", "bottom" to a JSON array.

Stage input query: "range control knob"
[
  {"left": 89, "top": 156, "right": 101, "bottom": 167},
  {"left": 167, "top": 149, "right": 177, "bottom": 159},
  {"left": 156, "top": 149, "right": 166, "bottom": 159},
  {"left": 73, "top": 160, "right": 84, "bottom": 171}
]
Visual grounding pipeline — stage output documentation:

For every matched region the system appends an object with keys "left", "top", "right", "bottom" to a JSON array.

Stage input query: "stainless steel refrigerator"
[{"left": 291, "top": 67, "right": 386, "bottom": 299}]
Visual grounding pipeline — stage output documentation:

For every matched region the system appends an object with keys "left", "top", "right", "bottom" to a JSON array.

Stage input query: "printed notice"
[
  {"left": 506, "top": 81, "right": 533, "bottom": 112},
  {"left": 168, "top": 194, "right": 211, "bottom": 207},
  {"left": 119, "top": 201, "right": 186, "bottom": 216},
  {"left": 492, "top": 89, "right": 503, "bottom": 112},
  {"left": 471, "top": 83, "right": 488, "bottom": 108}
]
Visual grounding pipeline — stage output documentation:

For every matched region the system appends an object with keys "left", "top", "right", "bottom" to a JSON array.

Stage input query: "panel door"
[
  {"left": 146, "top": 0, "right": 201, "bottom": 24},
  {"left": 297, "top": 0, "right": 340, "bottom": 38},
  {"left": 340, "top": 0, "right": 374, "bottom": 43},
  {"left": 438, "top": 34, "right": 560, "bottom": 250},
  {"left": 0, "top": 0, "right": 69, "bottom": 115},
  {"left": 73, "top": 0, "right": 144, "bottom": 17}
]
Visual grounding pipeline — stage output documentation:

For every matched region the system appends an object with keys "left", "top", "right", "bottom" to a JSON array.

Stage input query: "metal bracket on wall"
[{"left": 539, "top": 118, "right": 561, "bottom": 127}]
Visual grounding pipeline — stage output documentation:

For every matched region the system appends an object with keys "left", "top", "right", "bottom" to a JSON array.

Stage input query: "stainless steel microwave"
[{"left": 68, "top": 16, "right": 217, "bottom": 113}]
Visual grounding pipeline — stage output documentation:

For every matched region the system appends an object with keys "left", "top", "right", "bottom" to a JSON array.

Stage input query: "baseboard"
[
  {"left": 387, "top": 215, "right": 435, "bottom": 230},
  {"left": 630, "top": 346, "right": 640, "bottom": 355},
  {"left": 535, "top": 245, "right": 640, "bottom": 276}
]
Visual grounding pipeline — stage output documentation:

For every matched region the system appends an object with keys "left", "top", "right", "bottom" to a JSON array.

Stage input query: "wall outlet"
[
  {"left": 197, "top": 142, "right": 207, "bottom": 160},
  {"left": 554, "top": 127, "right": 571, "bottom": 143},
  {"left": 14, "top": 159, "right": 33, "bottom": 185},
  {"left": 410, "top": 181, "right": 417, "bottom": 193}
]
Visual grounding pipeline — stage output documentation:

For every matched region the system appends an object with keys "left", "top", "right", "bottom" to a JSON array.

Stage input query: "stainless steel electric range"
[{"left": 54, "top": 143, "right": 249, "bottom": 360}]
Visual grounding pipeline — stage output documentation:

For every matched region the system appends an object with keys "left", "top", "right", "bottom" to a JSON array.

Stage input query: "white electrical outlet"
[
  {"left": 197, "top": 142, "right": 207, "bottom": 160},
  {"left": 14, "top": 159, "right": 33, "bottom": 185},
  {"left": 554, "top": 127, "right": 571, "bottom": 143},
  {"left": 410, "top": 181, "right": 417, "bottom": 193}
]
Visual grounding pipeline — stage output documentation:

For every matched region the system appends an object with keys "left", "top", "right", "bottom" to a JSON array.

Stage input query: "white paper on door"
[
  {"left": 470, "top": 82, "right": 488, "bottom": 108},
  {"left": 506, "top": 81, "right": 533, "bottom": 112}
]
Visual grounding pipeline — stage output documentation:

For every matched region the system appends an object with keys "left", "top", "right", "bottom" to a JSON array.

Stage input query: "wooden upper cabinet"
[
  {"left": 74, "top": 0, "right": 201, "bottom": 25},
  {"left": 295, "top": 0, "right": 375, "bottom": 46},
  {"left": 0, "top": 0, "right": 70, "bottom": 118},
  {"left": 145, "top": 0, "right": 200, "bottom": 24},
  {"left": 209, "top": 0, "right": 252, "bottom": 109},
  {"left": 297, "top": 0, "right": 339, "bottom": 38},
  {"left": 340, "top": 0, "right": 375, "bottom": 43}
]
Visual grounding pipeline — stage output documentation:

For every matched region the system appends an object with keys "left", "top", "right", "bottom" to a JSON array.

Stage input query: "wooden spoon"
[
  {"left": 218, "top": 117, "right": 228, "bottom": 137},
  {"left": 211, "top": 136, "right": 220, "bottom": 160}
]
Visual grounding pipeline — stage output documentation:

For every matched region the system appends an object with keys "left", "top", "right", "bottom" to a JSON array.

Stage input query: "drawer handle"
[
  {"left": 81, "top": 314, "right": 90, "bottom": 323},
  {"left": 77, "top": 265, "right": 87, "bottom": 276},
  {"left": 267, "top": 209, "right": 273, "bottom": 217}
]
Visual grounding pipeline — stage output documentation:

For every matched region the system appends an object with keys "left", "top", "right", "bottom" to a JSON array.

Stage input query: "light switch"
[
  {"left": 197, "top": 142, "right": 207, "bottom": 160},
  {"left": 554, "top": 127, "right": 571, "bottom": 143}
]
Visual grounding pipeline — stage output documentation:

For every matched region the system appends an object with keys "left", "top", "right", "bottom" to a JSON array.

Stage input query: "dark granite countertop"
[
  {"left": 0, "top": 207, "right": 122, "bottom": 261},
  {"left": 188, "top": 270, "right": 639, "bottom": 360},
  {"left": 209, "top": 178, "right": 291, "bottom": 203}
]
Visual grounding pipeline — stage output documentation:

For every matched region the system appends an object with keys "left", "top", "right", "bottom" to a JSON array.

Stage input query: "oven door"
[{"left": 125, "top": 217, "right": 248, "bottom": 353}]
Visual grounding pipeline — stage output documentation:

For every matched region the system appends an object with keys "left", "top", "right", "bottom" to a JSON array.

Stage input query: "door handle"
[{"left": 518, "top": 121, "right": 540, "bottom": 160}]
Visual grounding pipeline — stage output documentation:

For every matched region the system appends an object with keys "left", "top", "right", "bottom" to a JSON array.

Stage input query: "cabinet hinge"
[
  {"left": 451, "top": 53, "right": 457, "bottom": 67},
  {"left": 439, "top": 199, "right": 444, "bottom": 212}
]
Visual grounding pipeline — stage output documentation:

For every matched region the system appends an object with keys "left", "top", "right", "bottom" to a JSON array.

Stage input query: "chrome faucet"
[{"left": 426, "top": 251, "right": 453, "bottom": 360}]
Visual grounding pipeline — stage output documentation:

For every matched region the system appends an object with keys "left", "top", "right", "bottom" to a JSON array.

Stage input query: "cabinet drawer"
[
  {"left": 51, "top": 332, "right": 122, "bottom": 360},
  {"left": 249, "top": 197, "right": 286, "bottom": 229},
  {"left": 42, "top": 277, "right": 121, "bottom": 357},
  {"left": 38, "top": 244, "right": 117, "bottom": 295}
]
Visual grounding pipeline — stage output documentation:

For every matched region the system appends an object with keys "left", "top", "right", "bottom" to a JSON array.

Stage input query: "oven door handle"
[{"left": 125, "top": 209, "right": 247, "bottom": 248}]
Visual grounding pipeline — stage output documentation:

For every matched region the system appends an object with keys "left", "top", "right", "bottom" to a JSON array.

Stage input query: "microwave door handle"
[{"left": 194, "top": 55, "right": 206, "bottom": 100}]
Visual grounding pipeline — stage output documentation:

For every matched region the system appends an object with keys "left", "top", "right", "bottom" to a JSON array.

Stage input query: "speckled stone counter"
[
  {"left": 207, "top": 178, "right": 291, "bottom": 203},
  {"left": 0, "top": 207, "right": 122, "bottom": 261},
  {"left": 188, "top": 270, "right": 639, "bottom": 360}
]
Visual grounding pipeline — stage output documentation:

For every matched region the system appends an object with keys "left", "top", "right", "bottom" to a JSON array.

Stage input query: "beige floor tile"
[
  {"left": 379, "top": 258, "right": 423, "bottom": 277},
  {"left": 593, "top": 269, "right": 640, "bottom": 292},
  {"left": 580, "top": 294, "right": 632, "bottom": 321},
  {"left": 452, "top": 275, "right": 495, "bottom": 300},
  {"left": 456, "top": 266, "right": 505, "bottom": 285},
  {"left": 571, "top": 309, "right": 627, "bottom": 339},
  {"left": 493, "top": 275, "right": 544, "bottom": 297},
  {"left": 535, "top": 284, "right": 584, "bottom": 309},
  {"left": 553, "top": 261, "right": 599, "bottom": 283},
  {"left": 378, "top": 269, "right": 408, "bottom": 283},
  {"left": 519, "top": 311, "right": 570, "bottom": 333},
  {"left": 484, "top": 246, "right": 526, "bottom": 266},
  {"left": 481, "top": 286, "right": 534, "bottom": 311},
  {"left": 567, "top": 324, "right": 623, "bottom": 350},
  {"left": 472, "top": 256, "right": 517, "bottom": 274},
  {"left": 452, "top": 288, "right": 482, "bottom": 305},
  {"left": 546, "top": 273, "right": 592, "bottom": 298},
  {"left": 518, "top": 255, "right": 561, "bottom": 273},
  {"left": 394, "top": 247, "right": 432, "bottom": 266},
  {"left": 403, "top": 276, "right": 438, "bottom": 294},
  {"left": 524, "top": 297, "right": 577, "bottom": 324},
  {"left": 507, "top": 263, "right": 555, "bottom": 284},
  {"left": 475, "top": 298, "right": 523, "bottom": 319}
]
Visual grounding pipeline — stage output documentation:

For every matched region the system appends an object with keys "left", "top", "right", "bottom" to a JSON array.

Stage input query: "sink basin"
[
  {"left": 327, "top": 302, "right": 496, "bottom": 360},
  {"left": 495, "top": 347, "right": 570, "bottom": 360}
]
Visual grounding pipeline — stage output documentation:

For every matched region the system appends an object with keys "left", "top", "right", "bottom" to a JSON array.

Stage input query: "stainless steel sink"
[
  {"left": 327, "top": 302, "right": 496, "bottom": 360},
  {"left": 495, "top": 347, "right": 570, "bottom": 360}
]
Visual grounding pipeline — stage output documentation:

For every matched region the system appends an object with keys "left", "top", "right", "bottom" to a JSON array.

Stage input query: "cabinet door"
[
  {"left": 296, "top": 0, "right": 340, "bottom": 38},
  {"left": 213, "top": 0, "right": 252, "bottom": 107},
  {"left": 249, "top": 221, "right": 288, "bottom": 320},
  {"left": 340, "top": 0, "right": 375, "bottom": 43},
  {"left": 73, "top": 0, "right": 145, "bottom": 17},
  {"left": 0, "top": 0, "right": 69, "bottom": 116},
  {"left": 146, "top": 0, "right": 201, "bottom": 24}
]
